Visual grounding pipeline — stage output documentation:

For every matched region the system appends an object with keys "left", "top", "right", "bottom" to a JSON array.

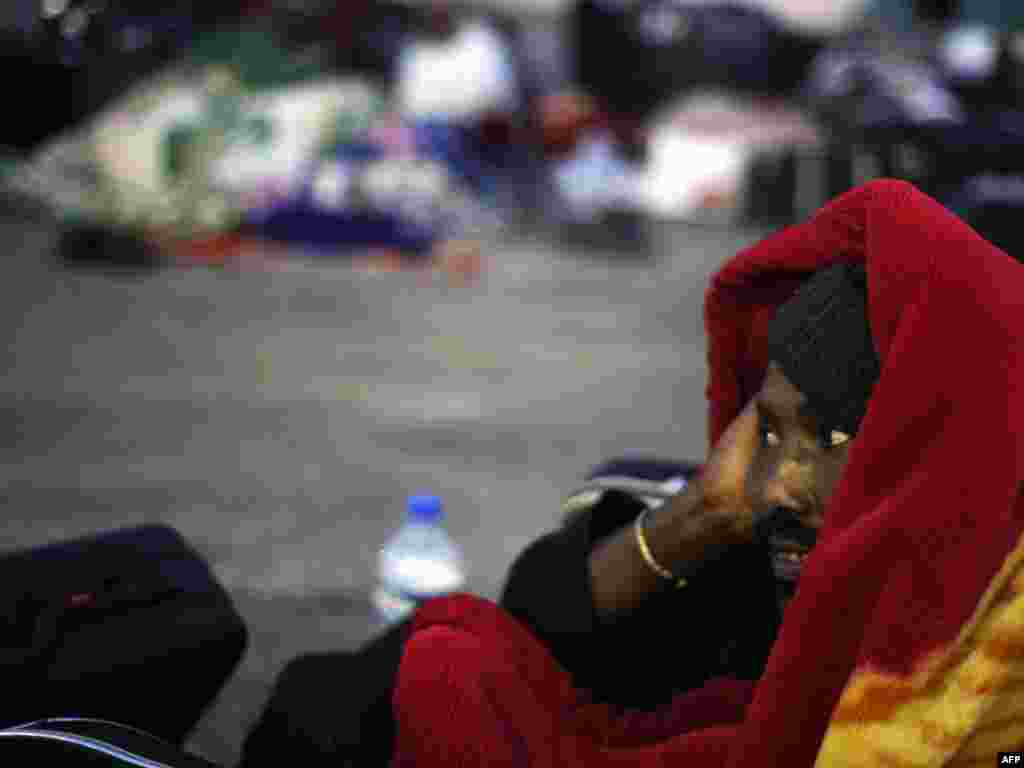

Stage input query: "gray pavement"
[{"left": 0, "top": 203, "right": 766, "bottom": 766}]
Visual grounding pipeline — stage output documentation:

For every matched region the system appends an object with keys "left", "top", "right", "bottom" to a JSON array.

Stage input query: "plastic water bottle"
[{"left": 373, "top": 495, "right": 466, "bottom": 624}]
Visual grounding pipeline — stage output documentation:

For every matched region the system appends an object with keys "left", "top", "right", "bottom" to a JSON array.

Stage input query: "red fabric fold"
[
  {"left": 392, "top": 180, "right": 1024, "bottom": 767},
  {"left": 393, "top": 595, "right": 747, "bottom": 767}
]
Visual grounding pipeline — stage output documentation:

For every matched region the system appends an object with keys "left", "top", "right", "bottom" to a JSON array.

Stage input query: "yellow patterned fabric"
[{"left": 817, "top": 536, "right": 1024, "bottom": 768}]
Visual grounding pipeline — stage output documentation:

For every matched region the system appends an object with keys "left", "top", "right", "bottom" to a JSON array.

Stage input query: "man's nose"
[{"left": 762, "top": 459, "right": 814, "bottom": 512}]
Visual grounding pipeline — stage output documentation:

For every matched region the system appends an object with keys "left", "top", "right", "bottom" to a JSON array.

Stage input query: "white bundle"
[
  {"left": 92, "top": 86, "right": 204, "bottom": 224},
  {"left": 397, "top": 19, "right": 519, "bottom": 122}
]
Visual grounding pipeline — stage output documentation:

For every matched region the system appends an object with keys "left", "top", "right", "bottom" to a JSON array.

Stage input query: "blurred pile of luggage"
[
  {"left": 0, "top": 0, "right": 529, "bottom": 277},
  {"left": 5, "top": 0, "right": 1024, "bottom": 267}
]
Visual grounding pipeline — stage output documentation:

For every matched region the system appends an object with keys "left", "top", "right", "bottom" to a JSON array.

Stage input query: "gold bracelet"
[{"left": 633, "top": 508, "right": 688, "bottom": 589}]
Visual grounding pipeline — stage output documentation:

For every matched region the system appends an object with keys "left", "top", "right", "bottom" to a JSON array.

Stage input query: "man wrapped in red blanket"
[{"left": 391, "top": 179, "right": 1024, "bottom": 767}]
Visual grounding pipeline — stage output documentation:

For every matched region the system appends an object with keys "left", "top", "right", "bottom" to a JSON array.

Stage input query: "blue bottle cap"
[{"left": 408, "top": 495, "right": 443, "bottom": 524}]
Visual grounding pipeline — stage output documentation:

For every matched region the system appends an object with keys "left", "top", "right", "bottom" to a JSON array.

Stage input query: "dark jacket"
[{"left": 500, "top": 489, "right": 781, "bottom": 709}]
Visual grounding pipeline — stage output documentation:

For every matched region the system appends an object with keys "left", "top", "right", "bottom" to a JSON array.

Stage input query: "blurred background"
[{"left": 3, "top": 0, "right": 1024, "bottom": 764}]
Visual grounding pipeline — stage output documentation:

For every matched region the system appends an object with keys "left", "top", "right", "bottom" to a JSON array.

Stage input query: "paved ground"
[{"left": 0, "top": 199, "right": 766, "bottom": 766}]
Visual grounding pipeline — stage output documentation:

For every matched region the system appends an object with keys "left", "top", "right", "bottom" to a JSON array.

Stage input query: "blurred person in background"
[
  {"left": 539, "top": 0, "right": 837, "bottom": 223},
  {"left": 393, "top": 0, "right": 527, "bottom": 201}
]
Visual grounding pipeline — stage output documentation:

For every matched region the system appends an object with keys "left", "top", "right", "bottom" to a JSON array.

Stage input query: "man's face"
[{"left": 745, "top": 363, "right": 854, "bottom": 584}]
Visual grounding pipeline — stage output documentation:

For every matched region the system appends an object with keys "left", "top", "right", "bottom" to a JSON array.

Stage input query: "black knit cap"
[{"left": 767, "top": 263, "right": 881, "bottom": 438}]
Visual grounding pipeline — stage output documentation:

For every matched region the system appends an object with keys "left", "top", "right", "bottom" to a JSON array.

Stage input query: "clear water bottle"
[{"left": 373, "top": 495, "right": 466, "bottom": 624}]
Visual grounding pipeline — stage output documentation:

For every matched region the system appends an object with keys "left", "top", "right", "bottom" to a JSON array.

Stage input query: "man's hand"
[
  {"left": 696, "top": 401, "right": 761, "bottom": 543},
  {"left": 589, "top": 400, "right": 761, "bottom": 618}
]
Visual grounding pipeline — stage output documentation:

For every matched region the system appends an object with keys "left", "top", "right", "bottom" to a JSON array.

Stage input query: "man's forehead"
[
  {"left": 758, "top": 364, "right": 806, "bottom": 409},
  {"left": 757, "top": 363, "right": 823, "bottom": 431}
]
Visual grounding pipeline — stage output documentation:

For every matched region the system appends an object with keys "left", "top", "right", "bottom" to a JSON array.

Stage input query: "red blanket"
[{"left": 392, "top": 180, "right": 1024, "bottom": 767}]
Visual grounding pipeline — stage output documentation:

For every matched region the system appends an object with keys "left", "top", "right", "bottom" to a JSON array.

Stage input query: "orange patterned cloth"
[
  {"left": 392, "top": 180, "right": 1024, "bottom": 767},
  {"left": 816, "top": 552, "right": 1024, "bottom": 768}
]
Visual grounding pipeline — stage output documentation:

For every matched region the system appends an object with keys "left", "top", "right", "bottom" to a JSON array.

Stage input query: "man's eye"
[
  {"left": 760, "top": 426, "right": 780, "bottom": 448},
  {"left": 825, "top": 430, "right": 851, "bottom": 449}
]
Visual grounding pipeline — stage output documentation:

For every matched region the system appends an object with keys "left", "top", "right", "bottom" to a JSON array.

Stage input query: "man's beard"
[{"left": 753, "top": 507, "right": 819, "bottom": 588}]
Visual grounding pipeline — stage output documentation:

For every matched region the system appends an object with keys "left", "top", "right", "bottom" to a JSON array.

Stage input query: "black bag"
[
  {"left": 0, "top": 524, "right": 248, "bottom": 746},
  {"left": 0, "top": 717, "right": 223, "bottom": 767},
  {"left": 240, "top": 619, "right": 409, "bottom": 768}
]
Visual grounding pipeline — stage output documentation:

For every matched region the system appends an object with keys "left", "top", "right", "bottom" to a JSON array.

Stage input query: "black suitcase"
[{"left": 0, "top": 524, "right": 248, "bottom": 746}]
